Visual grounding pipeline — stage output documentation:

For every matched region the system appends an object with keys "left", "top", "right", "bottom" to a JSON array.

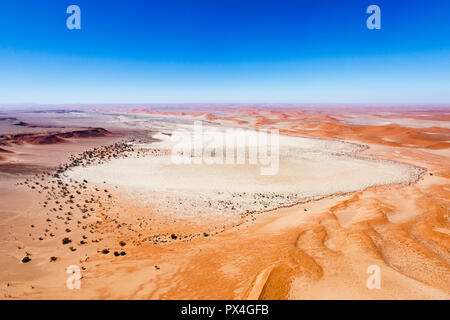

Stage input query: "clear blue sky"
[{"left": 0, "top": 0, "right": 449, "bottom": 104}]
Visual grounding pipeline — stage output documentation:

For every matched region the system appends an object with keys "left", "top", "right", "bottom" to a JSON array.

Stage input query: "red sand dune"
[
  {"left": 122, "top": 107, "right": 450, "bottom": 150},
  {"left": 0, "top": 148, "right": 13, "bottom": 162},
  {"left": 237, "top": 109, "right": 450, "bottom": 150},
  {"left": 0, "top": 128, "right": 111, "bottom": 146},
  {"left": 0, "top": 147, "right": 13, "bottom": 153},
  {"left": 0, "top": 117, "right": 19, "bottom": 122}
]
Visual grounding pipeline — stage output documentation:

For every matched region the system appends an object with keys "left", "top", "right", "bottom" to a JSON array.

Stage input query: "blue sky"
[{"left": 0, "top": 0, "right": 449, "bottom": 104}]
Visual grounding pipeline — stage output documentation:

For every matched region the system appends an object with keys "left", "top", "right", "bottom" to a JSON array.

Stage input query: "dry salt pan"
[{"left": 65, "top": 124, "right": 422, "bottom": 218}]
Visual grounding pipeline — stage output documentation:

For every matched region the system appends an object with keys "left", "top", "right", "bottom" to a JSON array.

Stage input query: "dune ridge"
[
  {"left": 0, "top": 106, "right": 448, "bottom": 299},
  {"left": 0, "top": 128, "right": 111, "bottom": 146}
]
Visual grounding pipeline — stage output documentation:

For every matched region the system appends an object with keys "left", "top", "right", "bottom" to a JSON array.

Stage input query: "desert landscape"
[{"left": 0, "top": 104, "right": 448, "bottom": 299}]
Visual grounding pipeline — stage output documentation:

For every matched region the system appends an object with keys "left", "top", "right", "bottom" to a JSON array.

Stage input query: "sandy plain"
[{"left": 0, "top": 105, "right": 449, "bottom": 299}]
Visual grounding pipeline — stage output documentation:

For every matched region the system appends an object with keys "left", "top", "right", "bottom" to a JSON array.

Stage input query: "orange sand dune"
[
  {"left": 0, "top": 106, "right": 448, "bottom": 300},
  {"left": 374, "top": 110, "right": 450, "bottom": 122},
  {"left": 294, "top": 122, "right": 450, "bottom": 149},
  {"left": 123, "top": 106, "right": 448, "bottom": 150},
  {"left": 260, "top": 178, "right": 450, "bottom": 299}
]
